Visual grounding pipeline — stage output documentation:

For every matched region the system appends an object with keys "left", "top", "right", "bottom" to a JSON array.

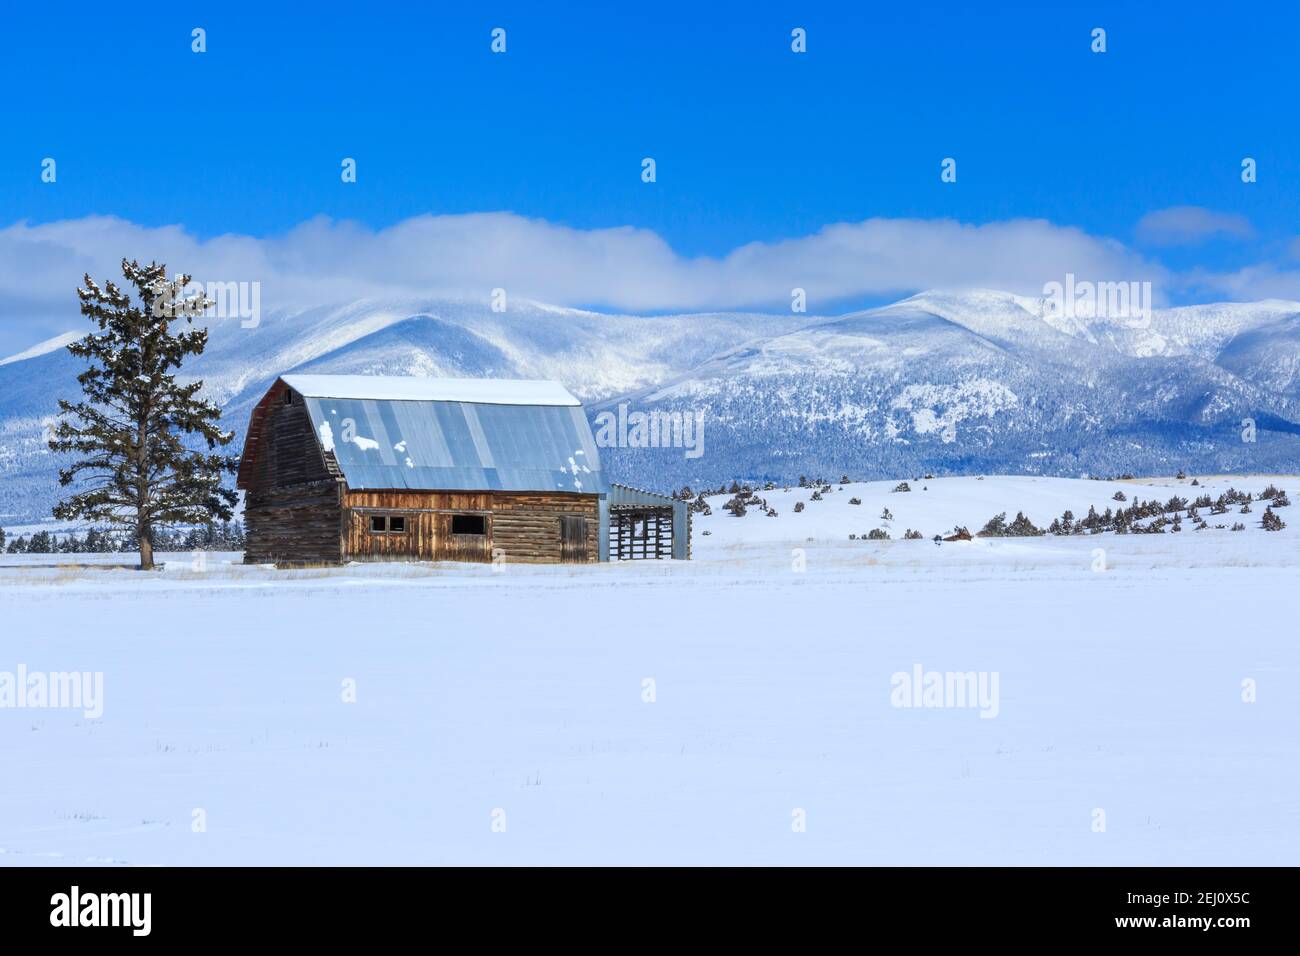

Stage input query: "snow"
[
  {"left": 0, "top": 331, "right": 81, "bottom": 366},
  {"left": 281, "top": 374, "right": 581, "bottom": 407},
  {"left": 0, "top": 475, "right": 1297, "bottom": 865},
  {"left": 0, "top": 332, "right": 81, "bottom": 369}
]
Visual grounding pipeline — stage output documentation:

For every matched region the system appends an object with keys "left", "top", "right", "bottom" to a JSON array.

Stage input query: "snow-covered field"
[{"left": 1, "top": 475, "right": 1297, "bottom": 865}]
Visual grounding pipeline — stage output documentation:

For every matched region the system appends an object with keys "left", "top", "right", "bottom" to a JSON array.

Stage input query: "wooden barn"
[{"left": 236, "top": 374, "right": 689, "bottom": 565}]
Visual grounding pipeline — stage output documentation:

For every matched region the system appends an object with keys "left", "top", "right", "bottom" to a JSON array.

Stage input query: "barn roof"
[
  {"left": 278, "top": 375, "right": 606, "bottom": 495},
  {"left": 281, "top": 374, "right": 580, "bottom": 407}
]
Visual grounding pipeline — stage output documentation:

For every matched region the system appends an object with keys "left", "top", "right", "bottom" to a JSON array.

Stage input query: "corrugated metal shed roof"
[
  {"left": 290, "top": 376, "right": 606, "bottom": 494},
  {"left": 610, "top": 483, "right": 676, "bottom": 505}
]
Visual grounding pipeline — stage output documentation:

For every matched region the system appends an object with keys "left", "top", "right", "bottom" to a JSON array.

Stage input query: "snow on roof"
[{"left": 279, "top": 374, "right": 580, "bottom": 407}]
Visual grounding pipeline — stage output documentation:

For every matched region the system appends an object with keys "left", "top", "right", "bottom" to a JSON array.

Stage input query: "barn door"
[{"left": 560, "top": 516, "right": 588, "bottom": 563}]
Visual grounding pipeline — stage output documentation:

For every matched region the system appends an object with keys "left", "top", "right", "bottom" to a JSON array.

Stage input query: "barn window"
[
  {"left": 283, "top": 390, "right": 294, "bottom": 405},
  {"left": 451, "top": 514, "right": 486, "bottom": 535},
  {"left": 368, "top": 514, "right": 408, "bottom": 534}
]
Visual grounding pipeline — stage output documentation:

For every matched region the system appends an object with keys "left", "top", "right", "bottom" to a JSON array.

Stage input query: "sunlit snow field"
[{"left": 1, "top": 475, "right": 1297, "bottom": 865}]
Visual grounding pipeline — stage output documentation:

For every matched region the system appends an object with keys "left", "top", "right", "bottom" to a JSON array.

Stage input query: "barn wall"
[
  {"left": 243, "top": 479, "right": 345, "bottom": 564},
  {"left": 343, "top": 490, "right": 599, "bottom": 563},
  {"left": 241, "top": 384, "right": 337, "bottom": 492}
]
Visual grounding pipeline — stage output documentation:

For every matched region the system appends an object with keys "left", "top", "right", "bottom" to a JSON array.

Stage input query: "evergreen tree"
[
  {"left": 1262, "top": 506, "right": 1285, "bottom": 531},
  {"left": 0, "top": 525, "right": 5, "bottom": 550},
  {"left": 49, "top": 260, "right": 237, "bottom": 570},
  {"left": 978, "top": 512, "right": 1009, "bottom": 536}
]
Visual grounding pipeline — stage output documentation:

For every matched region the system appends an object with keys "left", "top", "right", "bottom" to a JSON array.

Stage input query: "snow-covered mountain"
[
  {"left": 595, "top": 290, "right": 1300, "bottom": 490},
  {"left": 2, "top": 290, "right": 1299, "bottom": 521}
]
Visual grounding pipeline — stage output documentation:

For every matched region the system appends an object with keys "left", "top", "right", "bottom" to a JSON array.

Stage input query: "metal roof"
[
  {"left": 610, "top": 483, "right": 677, "bottom": 505},
  {"left": 296, "top": 383, "right": 607, "bottom": 494},
  {"left": 281, "top": 374, "right": 579, "bottom": 406}
]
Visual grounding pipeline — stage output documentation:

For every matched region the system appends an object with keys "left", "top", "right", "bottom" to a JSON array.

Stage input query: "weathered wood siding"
[
  {"left": 243, "top": 479, "right": 345, "bottom": 564},
  {"left": 241, "top": 385, "right": 338, "bottom": 492},
  {"left": 343, "top": 490, "right": 599, "bottom": 563}
]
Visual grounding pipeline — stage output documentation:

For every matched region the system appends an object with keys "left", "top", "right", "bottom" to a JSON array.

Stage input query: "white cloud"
[
  {"left": 0, "top": 212, "right": 1172, "bottom": 354},
  {"left": 1135, "top": 206, "right": 1255, "bottom": 247}
]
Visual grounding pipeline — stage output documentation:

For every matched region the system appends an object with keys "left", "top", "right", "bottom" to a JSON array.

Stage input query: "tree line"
[{"left": 2, "top": 521, "right": 246, "bottom": 555}]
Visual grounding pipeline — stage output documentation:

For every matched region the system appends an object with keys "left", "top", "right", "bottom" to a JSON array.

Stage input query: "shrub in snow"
[
  {"left": 793, "top": 501, "right": 805, "bottom": 513},
  {"left": 849, "top": 533, "right": 857, "bottom": 539},
  {"left": 867, "top": 528, "right": 890, "bottom": 540},
  {"left": 903, "top": 529, "right": 923, "bottom": 540},
  {"left": 1006, "top": 512, "right": 1044, "bottom": 536},
  {"left": 1273, "top": 491, "right": 1291, "bottom": 507},
  {"left": 1262, "top": 507, "right": 1286, "bottom": 531},
  {"left": 839, "top": 475, "right": 850, "bottom": 484},
  {"left": 848, "top": 497, "right": 862, "bottom": 505},
  {"left": 880, "top": 507, "right": 893, "bottom": 521},
  {"left": 810, "top": 491, "right": 822, "bottom": 501},
  {"left": 978, "top": 511, "right": 1042, "bottom": 537},
  {"left": 893, "top": 482, "right": 911, "bottom": 493},
  {"left": 1231, "top": 523, "right": 1245, "bottom": 531},
  {"left": 1113, "top": 491, "right": 1127, "bottom": 502}
]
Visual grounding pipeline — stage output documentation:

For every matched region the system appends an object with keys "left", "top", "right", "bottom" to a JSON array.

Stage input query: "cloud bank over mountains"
[{"left": 1, "top": 207, "right": 1296, "bottom": 355}]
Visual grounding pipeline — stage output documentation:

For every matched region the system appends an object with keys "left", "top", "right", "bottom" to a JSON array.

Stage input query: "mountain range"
[{"left": 2, "top": 289, "right": 1298, "bottom": 522}]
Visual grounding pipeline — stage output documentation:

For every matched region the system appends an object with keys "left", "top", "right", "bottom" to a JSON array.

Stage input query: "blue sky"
[{"left": 2, "top": 1, "right": 1299, "bottom": 352}]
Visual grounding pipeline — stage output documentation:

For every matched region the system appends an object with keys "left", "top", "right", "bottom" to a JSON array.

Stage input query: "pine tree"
[
  {"left": 0, "top": 525, "right": 5, "bottom": 551},
  {"left": 49, "top": 260, "right": 237, "bottom": 570}
]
